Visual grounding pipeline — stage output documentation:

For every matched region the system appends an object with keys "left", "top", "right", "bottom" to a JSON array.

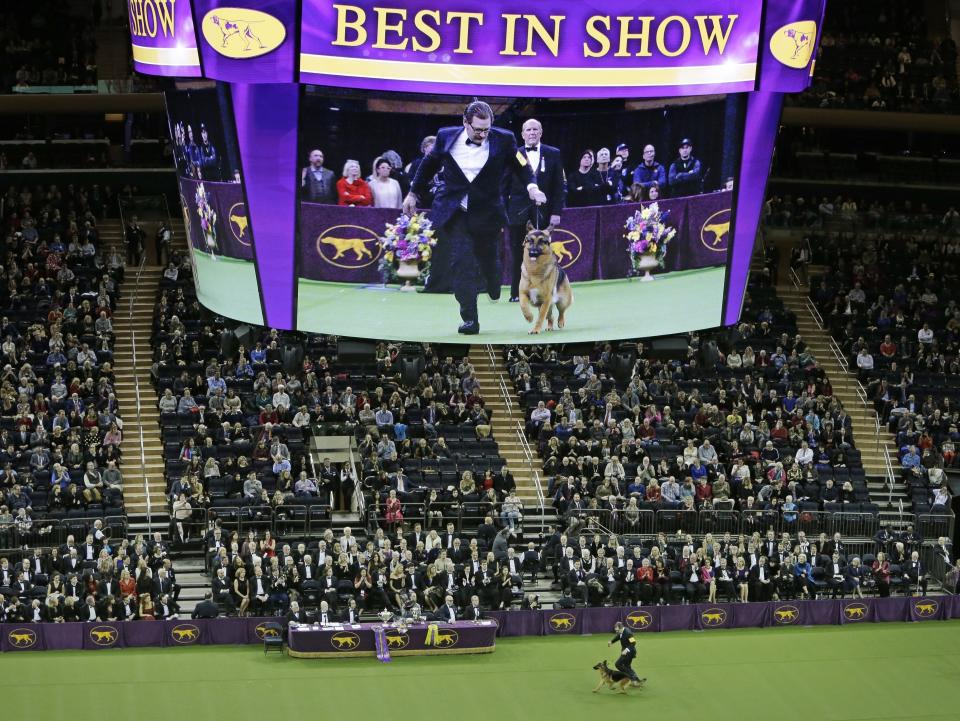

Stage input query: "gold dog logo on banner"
[
  {"left": 547, "top": 228, "right": 582, "bottom": 269},
  {"left": 548, "top": 612, "right": 576, "bottom": 632},
  {"left": 773, "top": 605, "right": 800, "bottom": 625},
  {"left": 384, "top": 630, "right": 409, "bottom": 649},
  {"left": 330, "top": 632, "right": 360, "bottom": 650},
  {"left": 843, "top": 603, "right": 867, "bottom": 621},
  {"left": 89, "top": 626, "right": 118, "bottom": 646},
  {"left": 7, "top": 628, "right": 37, "bottom": 648},
  {"left": 913, "top": 600, "right": 938, "bottom": 617},
  {"left": 769, "top": 21, "right": 818, "bottom": 69},
  {"left": 170, "top": 624, "right": 200, "bottom": 644},
  {"left": 700, "top": 608, "right": 727, "bottom": 627},
  {"left": 228, "top": 202, "right": 251, "bottom": 246},
  {"left": 432, "top": 630, "right": 459, "bottom": 648},
  {"left": 316, "top": 224, "right": 383, "bottom": 269},
  {"left": 254, "top": 624, "right": 280, "bottom": 640},
  {"left": 700, "top": 209, "right": 731, "bottom": 252},
  {"left": 624, "top": 611, "right": 652, "bottom": 630},
  {"left": 201, "top": 8, "right": 286, "bottom": 59}
]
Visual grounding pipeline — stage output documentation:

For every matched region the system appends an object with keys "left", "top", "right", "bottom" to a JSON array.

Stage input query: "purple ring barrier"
[
  {"left": 2, "top": 597, "right": 957, "bottom": 652},
  {"left": 298, "top": 192, "right": 731, "bottom": 285}
]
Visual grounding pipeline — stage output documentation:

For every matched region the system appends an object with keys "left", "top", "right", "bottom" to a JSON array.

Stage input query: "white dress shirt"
[{"left": 450, "top": 129, "right": 490, "bottom": 209}]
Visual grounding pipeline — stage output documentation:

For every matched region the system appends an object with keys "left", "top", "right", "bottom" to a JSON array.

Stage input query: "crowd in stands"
[
  {"left": 792, "top": 0, "right": 959, "bottom": 113},
  {"left": 764, "top": 194, "right": 960, "bottom": 233},
  {"left": 0, "top": 182, "right": 126, "bottom": 558},
  {"left": 0, "top": 529, "right": 182, "bottom": 622},
  {"left": 302, "top": 136, "right": 715, "bottom": 211},
  {"left": 1, "top": 3, "right": 99, "bottom": 93},
  {"left": 810, "top": 228, "right": 959, "bottom": 518}
]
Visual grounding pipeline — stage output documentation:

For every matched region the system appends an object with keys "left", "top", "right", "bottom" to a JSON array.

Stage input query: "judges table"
[{"left": 286, "top": 620, "right": 498, "bottom": 658}]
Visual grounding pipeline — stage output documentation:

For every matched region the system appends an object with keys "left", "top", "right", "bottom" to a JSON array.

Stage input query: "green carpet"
[
  {"left": 3, "top": 623, "right": 958, "bottom": 721},
  {"left": 192, "top": 251, "right": 264, "bottom": 325},
  {"left": 297, "top": 266, "right": 725, "bottom": 343}
]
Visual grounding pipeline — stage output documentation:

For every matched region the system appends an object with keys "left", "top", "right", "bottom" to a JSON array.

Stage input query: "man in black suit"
[
  {"left": 461, "top": 593, "right": 484, "bottom": 620},
  {"left": 192, "top": 592, "right": 220, "bottom": 619},
  {"left": 434, "top": 594, "right": 458, "bottom": 623},
  {"left": 301, "top": 149, "right": 337, "bottom": 204},
  {"left": 404, "top": 100, "right": 547, "bottom": 335},
  {"left": 211, "top": 568, "right": 235, "bottom": 614},
  {"left": 506, "top": 118, "right": 565, "bottom": 302}
]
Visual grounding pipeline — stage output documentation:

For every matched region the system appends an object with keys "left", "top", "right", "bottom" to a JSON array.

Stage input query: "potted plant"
[
  {"left": 379, "top": 212, "right": 437, "bottom": 291},
  {"left": 624, "top": 202, "right": 676, "bottom": 281}
]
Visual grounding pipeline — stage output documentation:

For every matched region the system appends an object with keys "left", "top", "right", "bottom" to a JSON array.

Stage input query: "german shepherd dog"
[
  {"left": 519, "top": 222, "right": 573, "bottom": 334},
  {"left": 592, "top": 661, "right": 636, "bottom": 694}
]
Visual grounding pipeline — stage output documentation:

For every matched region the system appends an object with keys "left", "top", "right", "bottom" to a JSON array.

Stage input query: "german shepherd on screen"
[{"left": 519, "top": 222, "right": 573, "bottom": 334}]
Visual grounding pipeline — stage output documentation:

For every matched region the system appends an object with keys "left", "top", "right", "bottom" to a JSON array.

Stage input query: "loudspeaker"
[
  {"left": 337, "top": 339, "right": 376, "bottom": 362},
  {"left": 649, "top": 336, "right": 689, "bottom": 362},
  {"left": 282, "top": 343, "right": 304, "bottom": 376},
  {"left": 220, "top": 330, "right": 238, "bottom": 358},
  {"left": 234, "top": 324, "right": 256, "bottom": 350},
  {"left": 609, "top": 343, "right": 636, "bottom": 387}
]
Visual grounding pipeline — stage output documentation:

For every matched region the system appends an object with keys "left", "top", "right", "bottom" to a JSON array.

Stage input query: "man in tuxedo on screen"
[
  {"left": 404, "top": 100, "right": 547, "bottom": 335},
  {"left": 506, "top": 118, "right": 565, "bottom": 303}
]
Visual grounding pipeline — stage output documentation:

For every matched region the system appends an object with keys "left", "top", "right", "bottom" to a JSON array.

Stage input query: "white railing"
[
  {"left": 514, "top": 420, "right": 546, "bottom": 533},
  {"left": 804, "top": 296, "right": 825, "bottom": 330},
  {"left": 127, "top": 254, "right": 152, "bottom": 531},
  {"left": 484, "top": 343, "right": 514, "bottom": 419},
  {"left": 347, "top": 443, "right": 365, "bottom": 517},
  {"left": 882, "top": 445, "right": 896, "bottom": 507},
  {"left": 788, "top": 265, "right": 803, "bottom": 290}
]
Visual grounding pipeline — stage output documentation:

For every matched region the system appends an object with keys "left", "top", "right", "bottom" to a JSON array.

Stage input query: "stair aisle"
[
  {"left": 776, "top": 284, "right": 909, "bottom": 527},
  {"left": 113, "top": 263, "right": 169, "bottom": 535}
]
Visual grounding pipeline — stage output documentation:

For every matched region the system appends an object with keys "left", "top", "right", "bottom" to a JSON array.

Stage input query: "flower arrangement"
[
  {"left": 195, "top": 183, "right": 219, "bottom": 260},
  {"left": 379, "top": 212, "right": 437, "bottom": 289},
  {"left": 624, "top": 202, "right": 676, "bottom": 279}
]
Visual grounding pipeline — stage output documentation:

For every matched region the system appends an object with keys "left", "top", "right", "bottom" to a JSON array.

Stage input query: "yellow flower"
[
  {"left": 422, "top": 248, "right": 431, "bottom": 260},
  {"left": 385, "top": 252, "right": 394, "bottom": 262},
  {"left": 649, "top": 243, "right": 657, "bottom": 253}
]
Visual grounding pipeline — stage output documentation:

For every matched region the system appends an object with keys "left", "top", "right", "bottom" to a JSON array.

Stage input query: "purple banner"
[
  {"left": 232, "top": 83, "right": 300, "bottom": 328},
  {"left": 129, "top": 0, "right": 202, "bottom": 77},
  {"left": 3, "top": 597, "right": 960, "bottom": 652},
  {"left": 300, "top": 0, "right": 763, "bottom": 98},
  {"left": 760, "top": 0, "right": 828, "bottom": 92},
  {"left": 299, "top": 192, "right": 730, "bottom": 284},
  {"left": 178, "top": 177, "right": 256, "bottom": 261}
]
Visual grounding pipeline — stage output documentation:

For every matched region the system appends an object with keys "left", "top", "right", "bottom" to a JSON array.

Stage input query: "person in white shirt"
[
  {"left": 369, "top": 157, "right": 403, "bottom": 209},
  {"left": 795, "top": 441, "right": 814, "bottom": 467},
  {"left": 917, "top": 324, "right": 934, "bottom": 344}
]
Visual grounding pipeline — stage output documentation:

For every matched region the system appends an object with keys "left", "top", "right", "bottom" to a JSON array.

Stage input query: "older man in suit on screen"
[
  {"left": 404, "top": 100, "right": 546, "bottom": 335},
  {"left": 506, "top": 118, "right": 565, "bottom": 303}
]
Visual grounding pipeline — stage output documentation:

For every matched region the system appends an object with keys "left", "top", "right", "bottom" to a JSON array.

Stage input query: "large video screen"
[
  {"left": 165, "top": 86, "right": 265, "bottom": 325},
  {"left": 293, "top": 91, "right": 744, "bottom": 342}
]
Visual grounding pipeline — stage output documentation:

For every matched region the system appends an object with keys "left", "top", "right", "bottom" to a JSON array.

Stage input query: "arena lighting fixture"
[{"left": 134, "top": 0, "right": 827, "bottom": 341}]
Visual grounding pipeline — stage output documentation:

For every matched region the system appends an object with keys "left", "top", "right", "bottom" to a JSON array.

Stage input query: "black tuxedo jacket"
[
  {"left": 461, "top": 604, "right": 485, "bottom": 621},
  {"left": 505, "top": 142, "right": 565, "bottom": 225},
  {"left": 411, "top": 126, "right": 534, "bottom": 232},
  {"left": 434, "top": 604, "right": 458, "bottom": 623}
]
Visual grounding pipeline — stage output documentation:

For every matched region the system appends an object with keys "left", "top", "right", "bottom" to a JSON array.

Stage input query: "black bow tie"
[
  {"left": 526, "top": 146, "right": 539, "bottom": 152},
  {"left": 465, "top": 139, "right": 482, "bottom": 147}
]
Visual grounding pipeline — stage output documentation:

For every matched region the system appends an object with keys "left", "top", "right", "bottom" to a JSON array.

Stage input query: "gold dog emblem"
[
  {"left": 913, "top": 601, "right": 938, "bottom": 617},
  {"left": 316, "top": 225, "right": 383, "bottom": 269},
  {"left": 843, "top": 604, "right": 867, "bottom": 620},
  {"left": 201, "top": 8, "right": 286, "bottom": 59},
  {"left": 227, "top": 202, "right": 251, "bottom": 246},
  {"left": 433, "top": 630, "right": 459, "bottom": 648},
  {"left": 769, "top": 20, "right": 818, "bottom": 69},
  {"left": 700, "top": 209, "right": 732, "bottom": 252},
  {"left": 773, "top": 606, "right": 799, "bottom": 624},
  {"left": 548, "top": 612, "right": 576, "bottom": 632},
  {"left": 8, "top": 629, "right": 37, "bottom": 648},
  {"left": 701, "top": 608, "right": 727, "bottom": 626},
  {"left": 546, "top": 228, "right": 582, "bottom": 269},
  {"left": 171, "top": 625, "right": 200, "bottom": 643},
  {"left": 89, "top": 626, "right": 118, "bottom": 646},
  {"left": 330, "top": 632, "right": 360, "bottom": 650},
  {"left": 384, "top": 631, "right": 409, "bottom": 649},
  {"left": 255, "top": 624, "right": 280, "bottom": 639},
  {"left": 625, "top": 611, "right": 652, "bottom": 629}
]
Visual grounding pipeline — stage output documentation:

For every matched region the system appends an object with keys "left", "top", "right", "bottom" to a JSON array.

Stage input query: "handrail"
[
  {"left": 484, "top": 343, "right": 513, "bottom": 419},
  {"left": 803, "top": 296, "right": 825, "bottom": 330},
  {"left": 881, "top": 445, "right": 896, "bottom": 507},
  {"left": 788, "top": 265, "right": 802, "bottom": 290},
  {"left": 117, "top": 198, "right": 153, "bottom": 532},
  {"left": 513, "top": 419, "right": 546, "bottom": 533},
  {"left": 347, "top": 442, "right": 366, "bottom": 519}
]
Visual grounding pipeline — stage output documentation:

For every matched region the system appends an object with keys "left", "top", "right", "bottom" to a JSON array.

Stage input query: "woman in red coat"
[
  {"left": 872, "top": 551, "right": 891, "bottom": 597},
  {"left": 336, "top": 159, "right": 373, "bottom": 207}
]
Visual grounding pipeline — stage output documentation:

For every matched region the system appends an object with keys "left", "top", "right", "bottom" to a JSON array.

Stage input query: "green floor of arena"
[
  {"left": 296, "top": 266, "right": 726, "bottom": 343},
  {"left": 4, "top": 622, "right": 958, "bottom": 721}
]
